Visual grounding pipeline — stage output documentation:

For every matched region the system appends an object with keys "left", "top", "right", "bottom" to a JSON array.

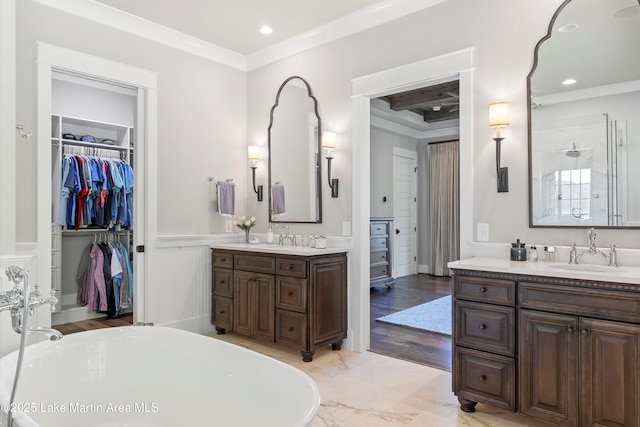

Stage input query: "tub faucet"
[{"left": 2, "top": 266, "right": 62, "bottom": 341}]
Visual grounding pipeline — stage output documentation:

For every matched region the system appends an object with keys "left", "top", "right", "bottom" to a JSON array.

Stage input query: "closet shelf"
[{"left": 52, "top": 138, "right": 131, "bottom": 151}]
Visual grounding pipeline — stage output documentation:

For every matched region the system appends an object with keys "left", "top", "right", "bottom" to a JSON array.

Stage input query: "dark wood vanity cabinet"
[
  {"left": 452, "top": 269, "right": 640, "bottom": 427},
  {"left": 211, "top": 248, "right": 348, "bottom": 362}
]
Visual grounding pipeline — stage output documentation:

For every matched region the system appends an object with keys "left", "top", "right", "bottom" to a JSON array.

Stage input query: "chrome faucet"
[
  {"left": 568, "top": 228, "right": 618, "bottom": 267},
  {"left": 2, "top": 266, "right": 63, "bottom": 341},
  {"left": 276, "top": 224, "right": 295, "bottom": 246},
  {"left": 586, "top": 227, "right": 598, "bottom": 255}
]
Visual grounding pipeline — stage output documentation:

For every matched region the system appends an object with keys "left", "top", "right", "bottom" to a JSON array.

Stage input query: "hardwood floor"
[
  {"left": 54, "top": 313, "right": 134, "bottom": 335},
  {"left": 369, "top": 274, "right": 452, "bottom": 371}
]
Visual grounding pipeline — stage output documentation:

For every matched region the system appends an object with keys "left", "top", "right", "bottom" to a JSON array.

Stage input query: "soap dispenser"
[
  {"left": 510, "top": 239, "right": 527, "bottom": 261},
  {"left": 530, "top": 243, "right": 538, "bottom": 262},
  {"left": 266, "top": 224, "right": 274, "bottom": 244}
]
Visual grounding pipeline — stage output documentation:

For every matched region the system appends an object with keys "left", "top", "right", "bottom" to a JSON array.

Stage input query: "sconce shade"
[
  {"left": 489, "top": 102, "right": 510, "bottom": 128},
  {"left": 321, "top": 131, "right": 337, "bottom": 150},
  {"left": 247, "top": 145, "right": 260, "bottom": 161}
]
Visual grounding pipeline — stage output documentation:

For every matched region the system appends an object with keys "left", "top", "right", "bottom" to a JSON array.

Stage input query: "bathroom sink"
[{"left": 550, "top": 264, "right": 626, "bottom": 273}]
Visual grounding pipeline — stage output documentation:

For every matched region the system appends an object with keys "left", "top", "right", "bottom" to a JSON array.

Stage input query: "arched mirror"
[
  {"left": 528, "top": 0, "right": 640, "bottom": 228},
  {"left": 268, "top": 76, "right": 322, "bottom": 223}
]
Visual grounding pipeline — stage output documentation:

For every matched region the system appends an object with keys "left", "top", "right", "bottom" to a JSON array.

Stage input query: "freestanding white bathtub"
[{"left": 0, "top": 326, "right": 320, "bottom": 427}]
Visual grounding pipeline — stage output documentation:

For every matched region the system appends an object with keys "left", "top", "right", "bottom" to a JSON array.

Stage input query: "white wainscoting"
[{"left": 149, "top": 244, "right": 214, "bottom": 335}]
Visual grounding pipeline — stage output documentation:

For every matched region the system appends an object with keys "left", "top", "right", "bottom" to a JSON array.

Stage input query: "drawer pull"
[
  {"left": 288, "top": 291, "right": 294, "bottom": 296},
  {"left": 479, "top": 324, "right": 487, "bottom": 330},
  {"left": 381, "top": 242, "right": 385, "bottom": 245},
  {"left": 219, "top": 310, "right": 225, "bottom": 314},
  {"left": 479, "top": 375, "right": 487, "bottom": 381},
  {"left": 288, "top": 265, "right": 294, "bottom": 270},
  {"left": 479, "top": 287, "right": 487, "bottom": 293},
  {"left": 220, "top": 280, "right": 225, "bottom": 284},
  {"left": 289, "top": 327, "right": 295, "bottom": 332},
  {"left": 220, "top": 258, "right": 226, "bottom": 261},
  {"left": 567, "top": 326, "right": 574, "bottom": 333}
]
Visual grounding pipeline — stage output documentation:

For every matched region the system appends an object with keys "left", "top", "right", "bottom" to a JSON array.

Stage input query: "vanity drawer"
[
  {"left": 519, "top": 281, "right": 640, "bottom": 323},
  {"left": 370, "top": 223, "right": 388, "bottom": 236},
  {"left": 276, "top": 309, "right": 308, "bottom": 349},
  {"left": 455, "top": 275, "right": 516, "bottom": 306},
  {"left": 235, "top": 254, "right": 276, "bottom": 274},
  {"left": 454, "top": 346, "right": 515, "bottom": 411},
  {"left": 212, "top": 268, "right": 233, "bottom": 297},
  {"left": 370, "top": 264, "right": 389, "bottom": 279},
  {"left": 276, "top": 276, "right": 308, "bottom": 312},
  {"left": 276, "top": 258, "right": 307, "bottom": 278},
  {"left": 455, "top": 300, "right": 515, "bottom": 356},
  {"left": 212, "top": 295, "right": 233, "bottom": 330},
  {"left": 212, "top": 251, "right": 234, "bottom": 269}
]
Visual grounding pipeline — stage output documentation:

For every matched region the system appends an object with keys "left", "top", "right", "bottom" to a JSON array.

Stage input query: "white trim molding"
[
  {"left": 349, "top": 47, "right": 474, "bottom": 352},
  {"left": 34, "top": 0, "right": 449, "bottom": 71}
]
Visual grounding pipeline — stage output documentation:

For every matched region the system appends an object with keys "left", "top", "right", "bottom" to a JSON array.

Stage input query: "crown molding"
[
  {"left": 33, "top": 0, "right": 247, "bottom": 70},
  {"left": 33, "top": 0, "right": 448, "bottom": 72},
  {"left": 245, "top": 0, "right": 448, "bottom": 70}
]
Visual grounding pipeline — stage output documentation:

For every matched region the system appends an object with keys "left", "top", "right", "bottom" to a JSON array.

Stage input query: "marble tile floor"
[{"left": 208, "top": 333, "right": 553, "bottom": 427}]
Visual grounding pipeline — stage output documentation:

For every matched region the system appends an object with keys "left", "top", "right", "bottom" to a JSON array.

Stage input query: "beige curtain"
[{"left": 428, "top": 141, "right": 459, "bottom": 276}]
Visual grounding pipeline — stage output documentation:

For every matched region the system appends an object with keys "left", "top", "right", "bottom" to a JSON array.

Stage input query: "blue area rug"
[{"left": 375, "top": 296, "right": 452, "bottom": 336}]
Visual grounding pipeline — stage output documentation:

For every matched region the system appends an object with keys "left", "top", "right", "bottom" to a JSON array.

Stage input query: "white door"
[{"left": 393, "top": 148, "right": 417, "bottom": 278}]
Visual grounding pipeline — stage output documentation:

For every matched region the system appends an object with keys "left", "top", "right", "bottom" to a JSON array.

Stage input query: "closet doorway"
[
  {"left": 51, "top": 71, "right": 137, "bottom": 330},
  {"left": 36, "top": 43, "right": 157, "bottom": 334}
]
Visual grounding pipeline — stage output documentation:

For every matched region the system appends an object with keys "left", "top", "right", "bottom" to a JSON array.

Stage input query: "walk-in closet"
[{"left": 51, "top": 72, "right": 136, "bottom": 328}]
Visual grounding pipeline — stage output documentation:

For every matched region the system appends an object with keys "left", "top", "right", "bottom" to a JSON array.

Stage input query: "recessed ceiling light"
[
  {"left": 260, "top": 26, "right": 273, "bottom": 35},
  {"left": 562, "top": 78, "right": 577, "bottom": 85},
  {"left": 557, "top": 23, "right": 578, "bottom": 33}
]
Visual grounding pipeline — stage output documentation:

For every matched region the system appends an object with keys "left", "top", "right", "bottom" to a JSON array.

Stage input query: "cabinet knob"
[
  {"left": 288, "top": 265, "right": 294, "bottom": 270},
  {"left": 219, "top": 310, "right": 225, "bottom": 314},
  {"left": 288, "top": 291, "right": 294, "bottom": 296},
  {"left": 479, "top": 375, "right": 487, "bottom": 381},
  {"left": 220, "top": 258, "right": 226, "bottom": 262},
  {"left": 567, "top": 326, "right": 574, "bottom": 333},
  {"left": 220, "top": 280, "right": 225, "bottom": 284},
  {"left": 479, "top": 324, "right": 487, "bottom": 330},
  {"left": 289, "top": 327, "right": 295, "bottom": 332},
  {"left": 479, "top": 287, "right": 487, "bottom": 293},
  {"left": 581, "top": 329, "right": 589, "bottom": 335}
]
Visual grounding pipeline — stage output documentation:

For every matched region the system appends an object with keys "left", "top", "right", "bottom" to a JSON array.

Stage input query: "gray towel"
[
  {"left": 217, "top": 181, "right": 235, "bottom": 217},
  {"left": 271, "top": 184, "right": 286, "bottom": 216}
]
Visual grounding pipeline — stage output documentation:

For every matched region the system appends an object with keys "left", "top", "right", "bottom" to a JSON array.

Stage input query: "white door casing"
[
  {"left": 36, "top": 42, "right": 158, "bottom": 326},
  {"left": 350, "top": 47, "right": 474, "bottom": 352}
]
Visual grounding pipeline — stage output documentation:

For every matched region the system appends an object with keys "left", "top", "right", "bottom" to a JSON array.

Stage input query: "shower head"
[{"left": 566, "top": 143, "right": 581, "bottom": 158}]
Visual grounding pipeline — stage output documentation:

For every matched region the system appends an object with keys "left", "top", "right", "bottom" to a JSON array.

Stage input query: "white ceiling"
[{"left": 95, "top": 0, "right": 398, "bottom": 55}]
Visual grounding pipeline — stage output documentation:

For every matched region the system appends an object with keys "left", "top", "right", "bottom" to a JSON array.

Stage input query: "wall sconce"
[
  {"left": 321, "top": 131, "right": 339, "bottom": 198},
  {"left": 248, "top": 145, "right": 263, "bottom": 201},
  {"left": 489, "top": 102, "right": 510, "bottom": 193}
]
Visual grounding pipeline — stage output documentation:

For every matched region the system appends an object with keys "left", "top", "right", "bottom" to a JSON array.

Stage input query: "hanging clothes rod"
[{"left": 62, "top": 230, "right": 129, "bottom": 237}]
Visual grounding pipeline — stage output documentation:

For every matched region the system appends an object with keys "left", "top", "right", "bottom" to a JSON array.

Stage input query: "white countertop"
[
  {"left": 448, "top": 257, "right": 640, "bottom": 285},
  {"left": 210, "top": 242, "right": 347, "bottom": 256}
]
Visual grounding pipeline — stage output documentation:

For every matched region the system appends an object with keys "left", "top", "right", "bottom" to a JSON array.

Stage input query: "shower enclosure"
[{"left": 530, "top": 113, "right": 629, "bottom": 226}]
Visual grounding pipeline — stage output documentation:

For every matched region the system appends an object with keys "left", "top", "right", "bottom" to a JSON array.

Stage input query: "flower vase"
[{"left": 245, "top": 229, "right": 250, "bottom": 243}]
